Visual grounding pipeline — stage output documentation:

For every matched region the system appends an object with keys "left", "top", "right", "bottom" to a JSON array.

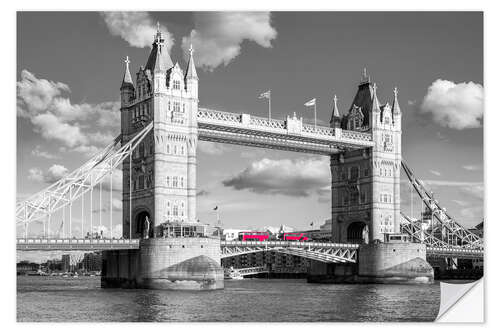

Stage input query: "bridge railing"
[
  {"left": 198, "top": 108, "right": 374, "bottom": 144},
  {"left": 220, "top": 240, "right": 360, "bottom": 249},
  {"left": 17, "top": 238, "right": 140, "bottom": 246}
]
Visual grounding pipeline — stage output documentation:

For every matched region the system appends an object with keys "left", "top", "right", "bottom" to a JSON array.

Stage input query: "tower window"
[
  {"left": 173, "top": 80, "right": 181, "bottom": 90},
  {"left": 350, "top": 166, "right": 359, "bottom": 180},
  {"left": 138, "top": 175, "right": 144, "bottom": 189}
]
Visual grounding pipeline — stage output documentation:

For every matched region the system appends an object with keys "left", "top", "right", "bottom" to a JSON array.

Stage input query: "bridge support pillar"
[
  {"left": 101, "top": 238, "right": 224, "bottom": 290},
  {"left": 308, "top": 242, "right": 433, "bottom": 284}
]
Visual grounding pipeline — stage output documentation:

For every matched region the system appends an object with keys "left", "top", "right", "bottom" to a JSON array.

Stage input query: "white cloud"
[
  {"left": 198, "top": 141, "right": 230, "bottom": 155},
  {"left": 28, "top": 164, "right": 69, "bottom": 183},
  {"left": 28, "top": 168, "right": 44, "bottom": 182},
  {"left": 420, "top": 79, "right": 483, "bottom": 130},
  {"left": 463, "top": 164, "right": 482, "bottom": 171},
  {"left": 222, "top": 157, "right": 330, "bottom": 197},
  {"left": 429, "top": 170, "right": 441, "bottom": 176},
  {"left": 100, "top": 12, "right": 174, "bottom": 50},
  {"left": 422, "top": 179, "right": 483, "bottom": 201},
  {"left": 17, "top": 70, "right": 120, "bottom": 155},
  {"left": 459, "top": 206, "right": 483, "bottom": 223},
  {"left": 31, "top": 145, "right": 59, "bottom": 159},
  {"left": 182, "top": 12, "right": 277, "bottom": 70},
  {"left": 31, "top": 113, "right": 88, "bottom": 147},
  {"left": 452, "top": 199, "right": 468, "bottom": 207}
]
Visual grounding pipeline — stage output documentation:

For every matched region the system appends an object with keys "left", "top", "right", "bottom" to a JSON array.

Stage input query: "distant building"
[
  {"left": 469, "top": 220, "right": 484, "bottom": 238},
  {"left": 80, "top": 252, "right": 102, "bottom": 272},
  {"left": 219, "top": 229, "right": 247, "bottom": 241},
  {"left": 61, "top": 254, "right": 71, "bottom": 272},
  {"left": 222, "top": 252, "right": 309, "bottom": 274},
  {"left": 17, "top": 261, "right": 39, "bottom": 274},
  {"left": 46, "top": 259, "right": 63, "bottom": 271},
  {"left": 294, "top": 219, "right": 333, "bottom": 241}
]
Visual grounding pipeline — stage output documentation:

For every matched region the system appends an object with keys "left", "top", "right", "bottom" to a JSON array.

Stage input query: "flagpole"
[
  {"left": 314, "top": 101, "right": 317, "bottom": 128},
  {"left": 268, "top": 90, "right": 271, "bottom": 121}
]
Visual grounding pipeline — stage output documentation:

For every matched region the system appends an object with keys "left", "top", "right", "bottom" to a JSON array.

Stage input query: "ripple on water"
[{"left": 17, "top": 276, "right": 440, "bottom": 322}]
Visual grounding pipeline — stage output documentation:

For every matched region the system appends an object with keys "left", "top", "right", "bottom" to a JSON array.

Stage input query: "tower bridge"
[{"left": 16, "top": 27, "right": 483, "bottom": 289}]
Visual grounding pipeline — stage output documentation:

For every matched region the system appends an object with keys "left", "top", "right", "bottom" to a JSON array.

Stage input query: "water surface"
[{"left": 17, "top": 276, "right": 440, "bottom": 322}]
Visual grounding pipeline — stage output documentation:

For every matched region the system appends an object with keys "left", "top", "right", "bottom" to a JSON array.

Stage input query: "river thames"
[{"left": 17, "top": 276, "right": 440, "bottom": 322}]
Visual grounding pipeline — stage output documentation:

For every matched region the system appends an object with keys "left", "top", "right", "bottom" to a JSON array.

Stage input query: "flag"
[
  {"left": 258, "top": 90, "right": 271, "bottom": 99},
  {"left": 304, "top": 98, "right": 316, "bottom": 107},
  {"left": 213, "top": 206, "right": 218, "bottom": 211}
]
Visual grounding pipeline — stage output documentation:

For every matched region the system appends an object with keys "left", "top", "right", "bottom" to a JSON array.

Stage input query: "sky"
[{"left": 16, "top": 12, "right": 484, "bottom": 255}]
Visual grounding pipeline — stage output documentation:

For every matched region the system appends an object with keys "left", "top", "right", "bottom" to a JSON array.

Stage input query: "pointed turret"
[
  {"left": 392, "top": 87, "right": 401, "bottom": 115},
  {"left": 330, "top": 94, "right": 341, "bottom": 128},
  {"left": 184, "top": 44, "right": 199, "bottom": 98},
  {"left": 371, "top": 83, "right": 380, "bottom": 113},
  {"left": 185, "top": 44, "right": 198, "bottom": 80},
  {"left": 145, "top": 25, "right": 174, "bottom": 72},
  {"left": 121, "top": 56, "right": 134, "bottom": 89},
  {"left": 120, "top": 56, "right": 135, "bottom": 107}
]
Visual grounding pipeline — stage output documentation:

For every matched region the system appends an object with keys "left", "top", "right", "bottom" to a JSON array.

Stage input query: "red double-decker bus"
[
  {"left": 238, "top": 231, "right": 269, "bottom": 241},
  {"left": 279, "top": 232, "right": 309, "bottom": 242}
]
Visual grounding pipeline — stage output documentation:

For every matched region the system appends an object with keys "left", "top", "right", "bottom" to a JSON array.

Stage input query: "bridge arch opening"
[
  {"left": 135, "top": 210, "right": 151, "bottom": 238},
  {"left": 347, "top": 222, "right": 369, "bottom": 244}
]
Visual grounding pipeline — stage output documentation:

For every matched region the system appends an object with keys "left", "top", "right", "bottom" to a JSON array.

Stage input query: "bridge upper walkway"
[{"left": 197, "top": 108, "right": 374, "bottom": 154}]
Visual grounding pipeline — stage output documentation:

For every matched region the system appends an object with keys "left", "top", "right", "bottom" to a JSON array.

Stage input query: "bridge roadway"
[{"left": 16, "top": 238, "right": 483, "bottom": 260}]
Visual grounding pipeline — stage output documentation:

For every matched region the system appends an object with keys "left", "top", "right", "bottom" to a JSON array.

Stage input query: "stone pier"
[
  {"left": 308, "top": 241, "right": 434, "bottom": 284},
  {"left": 101, "top": 237, "right": 224, "bottom": 290}
]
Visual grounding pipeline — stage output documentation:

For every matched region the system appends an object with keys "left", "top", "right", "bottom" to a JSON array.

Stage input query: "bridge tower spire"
[{"left": 120, "top": 56, "right": 135, "bottom": 108}]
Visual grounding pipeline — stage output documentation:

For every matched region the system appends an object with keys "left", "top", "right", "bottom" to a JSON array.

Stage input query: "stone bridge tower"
[
  {"left": 120, "top": 29, "right": 199, "bottom": 238},
  {"left": 330, "top": 71, "right": 402, "bottom": 243}
]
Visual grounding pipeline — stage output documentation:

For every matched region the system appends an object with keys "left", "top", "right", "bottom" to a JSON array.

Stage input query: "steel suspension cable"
[
  {"left": 129, "top": 154, "right": 132, "bottom": 242},
  {"left": 110, "top": 170, "right": 113, "bottom": 239}
]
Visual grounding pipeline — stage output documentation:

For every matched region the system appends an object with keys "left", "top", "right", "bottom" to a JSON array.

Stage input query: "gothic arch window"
[
  {"left": 173, "top": 176, "right": 178, "bottom": 188},
  {"left": 166, "top": 176, "right": 170, "bottom": 187},
  {"left": 174, "top": 145, "right": 177, "bottom": 155},
  {"left": 173, "top": 80, "right": 180, "bottom": 90},
  {"left": 181, "top": 146, "right": 184, "bottom": 155},
  {"left": 168, "top": 101, "right": 171, "bottom": 111},
  {"left": 182, "top": 104, "right": 185, "bottom": 113},
  {"left": 180, "top": 177, "right": 184, "bottom": 188},
  {"left": 166, "top": 144, "right": 170, "bottom": 154}
]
